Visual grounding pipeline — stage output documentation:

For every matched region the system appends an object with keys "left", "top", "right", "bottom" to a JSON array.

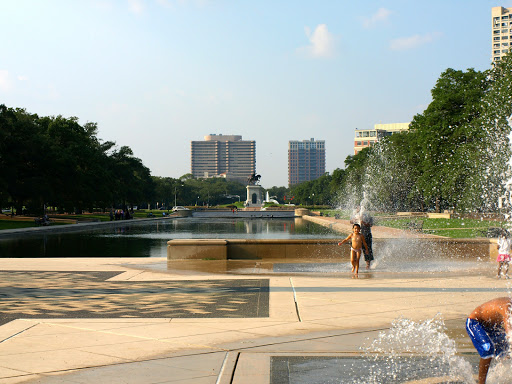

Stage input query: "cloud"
[
  {"left": 17, "top": 75, "right": 28, "bottom": 81},
  {"left": 298, "top": 24, "right": 336, "bottom": 59},
  {"left": 0, "top": 70, "right": 11, "bottom": 92},
  {"left": 128, "top": 0, "right": 144, "bottom": 14},
  {"left": 390, "top": 32, "right": 442, "bottom": 51},
  {"left": 363, "top": 8, "right": 392, "bottom": 28}
]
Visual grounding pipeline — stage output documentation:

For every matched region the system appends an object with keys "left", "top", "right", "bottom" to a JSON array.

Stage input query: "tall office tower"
[
  {"left": 288, "top": 138, "right": 326, "bottom": 187},
  {"left": 492, "top": 6, "right": 512, "bottom": 63},
  {"left": 191, "top": 134, "right": 256, "bottom": 183}
]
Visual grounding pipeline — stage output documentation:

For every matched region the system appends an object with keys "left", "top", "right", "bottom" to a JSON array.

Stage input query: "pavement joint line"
[
  {"left": 22, "top": 320, "right": 234, "bottom": 348},
  {"left": 215, "top": 351, "right": 239, "bottom": 384},
  {"left": 124, "top": 270, "right": 145, "bottom": 281},
  {"left": 0, "top": 322, "right": 39, "bottom": 343},
  {"left": 289, "top": 277, "right": 302, "bottom": 322}
]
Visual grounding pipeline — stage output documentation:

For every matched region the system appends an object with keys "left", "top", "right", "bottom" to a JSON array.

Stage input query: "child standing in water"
[
  {"left": 496, "top": 230, "right": 511, "bottom": 279},
  {"left": 338, "top": 224, "right": 369, "bottom": 277}
]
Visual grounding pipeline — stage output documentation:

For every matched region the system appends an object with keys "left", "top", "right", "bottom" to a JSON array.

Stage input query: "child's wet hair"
[{"left": 353, "top": 223, "right": 361, "bottom": 229}]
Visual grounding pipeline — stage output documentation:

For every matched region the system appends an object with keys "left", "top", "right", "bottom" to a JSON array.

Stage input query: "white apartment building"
[
  {"left": 492, "top": 6, "right": 512, "bottom": 63},
  {"left": 354, "top": 122, "right": 409, "bottom": 155}
]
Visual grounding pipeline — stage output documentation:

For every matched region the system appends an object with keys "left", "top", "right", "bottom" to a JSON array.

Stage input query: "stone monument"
[{"left": 245, "top": 173, "right": 263, "bottom": 208}]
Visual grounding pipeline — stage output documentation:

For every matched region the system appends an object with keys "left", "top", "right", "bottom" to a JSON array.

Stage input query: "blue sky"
[{"left": 0, "top": 0, "right": 502, "bottom": 187}]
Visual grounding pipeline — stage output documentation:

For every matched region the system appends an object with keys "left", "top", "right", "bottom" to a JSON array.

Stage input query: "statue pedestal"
[{"left": 245, "top": 185, "right": 263, "bottom": 208}]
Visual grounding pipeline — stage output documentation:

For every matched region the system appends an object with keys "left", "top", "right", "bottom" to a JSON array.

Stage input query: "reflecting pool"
[{"left": 0, "top": 217, "right": 340, "bottom": 258}]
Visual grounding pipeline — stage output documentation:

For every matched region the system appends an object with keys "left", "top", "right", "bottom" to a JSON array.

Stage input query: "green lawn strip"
[
  {"left": 0, "top": 221, "right": 37, "bottom": 230},
  {"left": 52, "top": 214, "right": 110, "bottom": 222},
  {"left": 0, "top": 219, "right": 71, "bottom": 230},
  {"left": 377, "top": 218, "right": 507, "bottom": 238}
]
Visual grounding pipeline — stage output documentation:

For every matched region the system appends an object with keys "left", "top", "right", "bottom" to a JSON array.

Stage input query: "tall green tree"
[{"left": 411, "top": 68, "right": 489, "bottom": 212}]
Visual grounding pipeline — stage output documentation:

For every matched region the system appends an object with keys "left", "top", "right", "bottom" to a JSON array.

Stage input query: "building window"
[
  {"left": 356, "top": 141, "right": 362, "bottom": 146},
  {"left": 355, "top": 132, "right": 361, "bottom": 137},
  {"left": 495, "top": 37, "right": 501, "bottom": 41},
  {"left": 362, "top": 131, "right": 369, "bottom": 137},
  {"left": 370, "top": 131, "right": 376, "bottom": 137},
  {"left": 494, "top": 30, "right": 501, "bottom": 34},
  {"left": 503, "top": 36, "right": 509, "bottom": 40}
]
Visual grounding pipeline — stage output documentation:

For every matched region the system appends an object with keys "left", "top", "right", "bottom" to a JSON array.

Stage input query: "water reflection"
[{"left": 0, "top": 218, "right": 339, "bottom": 258}]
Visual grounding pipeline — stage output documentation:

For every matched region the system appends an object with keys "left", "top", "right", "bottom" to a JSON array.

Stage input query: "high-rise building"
[
  {"left": 191, "top": 134, "right": 256, "bottom": 183},
  {"left": 354, "top": 122, "right": 410, "bottom": 155},
  {"left": 492, "top": 6, "right": 512, "bottom": 63},
  {"left": 288, "top": 138, "right": 325, "bottom": 186}
]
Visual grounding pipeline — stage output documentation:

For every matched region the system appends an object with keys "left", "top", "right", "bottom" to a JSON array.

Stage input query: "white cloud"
[
  {"left": 17, "top": 75, "right": 28, "bottom": 81},
  {"left": 128, "top": 0, "right": 144, "bottom": 14},
  {"left": 0, "top": 70, "right": 11, "bottom": 92},
  {"left": 298, "top": 24, "right": 336, "bottom": 59},
  {"left": 390, "top": 32, "right": 442, "bottom": 51},
  {"left": 363, "top": 8, "right": 392, "bottom": 28}
]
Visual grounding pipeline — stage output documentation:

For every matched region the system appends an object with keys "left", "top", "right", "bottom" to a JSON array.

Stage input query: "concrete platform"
[{"left": 0, "top": 255, "right": 510, "bottom": 383}]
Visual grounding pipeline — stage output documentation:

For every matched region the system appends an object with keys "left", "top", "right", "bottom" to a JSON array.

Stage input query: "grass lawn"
[
  {"left": 0, "top": 220, "right": 37, "bottom": 230},
  {"left": 376, "top": 217, "right": 506, "bottom": 238}
]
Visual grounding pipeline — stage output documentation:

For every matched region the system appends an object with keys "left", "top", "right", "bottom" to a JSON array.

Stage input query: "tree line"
[
  {"left": 337, "top": 55, "right": 512, "bottom": 213},
  {"left": 2, "top": 55, "right": 511, "bottom": 215},
  {"left": 0, "top": 106, "right": 253, "bottom": 214},
  {"left": 0, "top": 105, "right": 155, "bottom": 215},
  {"left": 271, "top": 55, "right": 512, "bottom": 213}
]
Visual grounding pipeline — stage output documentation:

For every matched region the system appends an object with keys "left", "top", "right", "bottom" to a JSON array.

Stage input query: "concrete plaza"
[{"left": 0, "top": 220, "right": 509, "bottom": 383}]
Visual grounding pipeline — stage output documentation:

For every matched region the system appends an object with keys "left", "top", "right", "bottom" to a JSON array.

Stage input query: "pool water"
[{"left": 0, "top": 217, "right": 340, "bottom": 258}]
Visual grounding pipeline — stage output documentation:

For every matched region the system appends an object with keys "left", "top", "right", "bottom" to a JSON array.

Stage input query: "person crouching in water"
[
  {"left": 338, "top": 224, "right": 369, "bottom": 277},
  {"left": 466, "top": 297, "right": 512, "bottom": 384},
  {"left": 496, "top": 230, "right": 511, "bottom": 279}
]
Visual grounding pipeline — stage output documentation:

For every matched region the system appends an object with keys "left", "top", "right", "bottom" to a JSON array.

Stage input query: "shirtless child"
[
  {"left": 466, "top": 297, "right": 512, "bottom": 384},
  {"left": 338, "top": 224, "right": 369, "bottom": 277}
]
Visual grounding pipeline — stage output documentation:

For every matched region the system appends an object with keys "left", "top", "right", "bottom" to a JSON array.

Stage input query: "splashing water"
[{"left": 355, "top": 316, "right": 475, "bottom": 384}]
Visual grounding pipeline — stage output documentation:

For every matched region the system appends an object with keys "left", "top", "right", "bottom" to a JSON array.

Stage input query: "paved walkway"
[{"left": 0, "top": 255, "right": 509, "bottom": 383}]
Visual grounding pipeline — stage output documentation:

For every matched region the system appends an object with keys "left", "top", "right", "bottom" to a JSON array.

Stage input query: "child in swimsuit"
[
  {"left": 496, "top": 230, "right": 511, "bottom": 279},
  {"left": 338, "top": 224, "right": 369, "bottom": 277},
  {"left": 466, "top": 297, "right": 512, "bottom": 384}
]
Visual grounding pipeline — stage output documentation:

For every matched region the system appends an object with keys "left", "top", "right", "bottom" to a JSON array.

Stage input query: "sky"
[{"left": 0, "top": 0, "right": 504, "bottom": 188}]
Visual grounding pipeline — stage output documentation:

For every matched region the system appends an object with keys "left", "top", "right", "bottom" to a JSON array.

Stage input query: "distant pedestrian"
[
  {"left": 496, "top": 230, "right": 511, "bottom": 279},
  {"left": 109, "top": 209, "right": 114, "bottom": 221}
]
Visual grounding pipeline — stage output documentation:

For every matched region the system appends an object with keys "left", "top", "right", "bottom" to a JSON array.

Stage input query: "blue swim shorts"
[{"left": 466, "top": 318, "right": 508, "bottom": 359}]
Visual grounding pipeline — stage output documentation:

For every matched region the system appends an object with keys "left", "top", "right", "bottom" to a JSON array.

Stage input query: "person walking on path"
[
  {"left": 466, "top": 297, "right": 512, "bottom": 384},
  {"left": 350, "top": 206, "right": 374, "bottom": 269}
]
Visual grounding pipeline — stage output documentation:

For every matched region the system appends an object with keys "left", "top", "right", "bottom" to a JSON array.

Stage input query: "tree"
[{"left": 411, "top": 68, "right": 489, "bottom": 212}]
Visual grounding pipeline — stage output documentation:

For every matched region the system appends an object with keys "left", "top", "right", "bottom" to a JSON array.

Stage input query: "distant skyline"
[{"left": 0, "top": 0, "right": 501, "bottom": 187}]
